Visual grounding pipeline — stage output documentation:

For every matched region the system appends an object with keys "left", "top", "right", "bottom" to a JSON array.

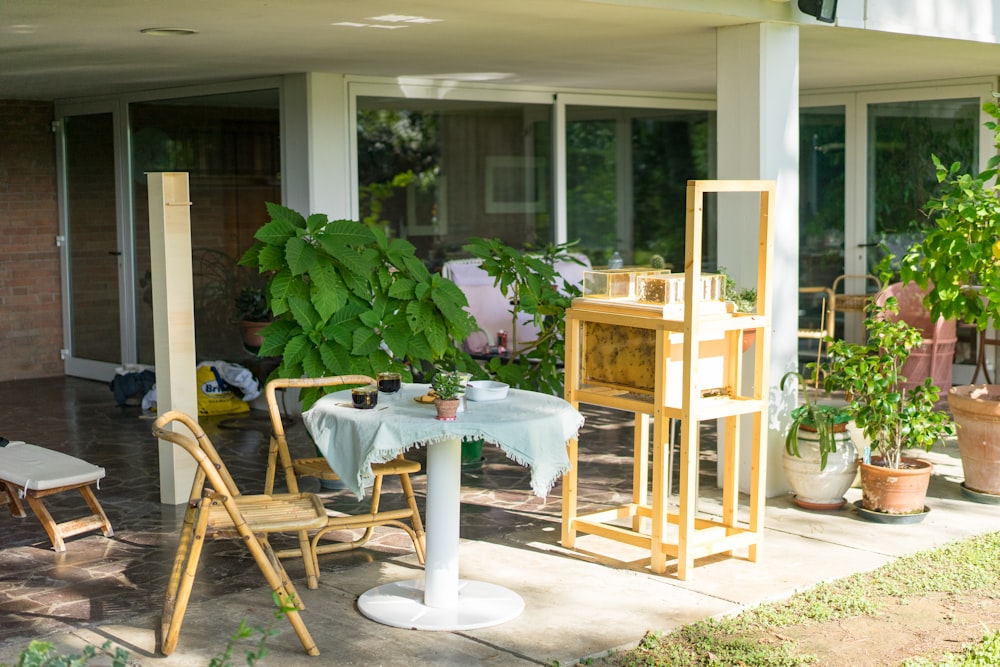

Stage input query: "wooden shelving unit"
[{"left": 561, "top": 180, "right": 775, "bottom": 579}]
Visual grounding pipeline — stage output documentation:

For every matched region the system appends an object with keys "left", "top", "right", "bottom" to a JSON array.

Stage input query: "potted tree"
[
  {"left": 822, "top": 294, "right": 955, "bottom": 520},
  {"left": 899, "top": 94, "right": 1000, "bottom": 501},
  {"left": 240, "top": 203, "right": 479, "bottom": 411},
  {"left": 430, "top": 371, "right": 462, "bottom": 421},
  {"left": 780, "top": 371, "right": 858, "bottom": 510}
]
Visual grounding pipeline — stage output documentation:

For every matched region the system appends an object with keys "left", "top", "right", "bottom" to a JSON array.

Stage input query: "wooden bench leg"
[
  {"left": 25, "top": 492, "right": 67, "bottom": 552},
  {"left": 79, "top": 485, "right": 115, "bottom": 538},
  {"left": 1, "top": 481, "right": 26, "bottom": 518},
  {"left": 19, "top": 483, "right": 114, "bottom": 552}
]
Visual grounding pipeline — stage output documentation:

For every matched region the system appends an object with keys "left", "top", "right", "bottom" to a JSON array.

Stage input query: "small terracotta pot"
[
  {"left": 434, "top": 398, "right": 460, "bottom": 421},
  {"left": 240, "top": 320, "right": 268, "bottom": 349},
  {"left": 859, "top": 456, "right": 932, "bottom": 514}
]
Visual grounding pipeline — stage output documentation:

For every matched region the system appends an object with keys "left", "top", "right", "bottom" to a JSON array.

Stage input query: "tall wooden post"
[{"left": 148, "top": 172, "right": 198, "bottom": 505}]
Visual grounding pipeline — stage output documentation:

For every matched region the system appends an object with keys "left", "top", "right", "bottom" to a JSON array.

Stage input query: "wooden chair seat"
[
  {"left": 203, "top": 493, "right": 328, "bottom": 535},
  {"left": 152, "top": 411, "right": 327, "bottom": 658},
  {"left": 265, "top": 376, "right": 426, "bottom": 589},
  {"left": 292, "top": 455, "right": 421, "bottom": 480}
]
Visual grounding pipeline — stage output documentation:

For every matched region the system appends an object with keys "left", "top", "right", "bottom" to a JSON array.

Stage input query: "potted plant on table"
[
  {"left": 780, "top": 371, "right": 858, "bottom": 510},
  {"left": 430, "top": 371, "right": 463, "bottom": 421},
  {"left": 899, "top": 94, "right": 1000, "bottom": 501},
  {"left": 821, "top": 293, "right": 955, "bottom": 520}
]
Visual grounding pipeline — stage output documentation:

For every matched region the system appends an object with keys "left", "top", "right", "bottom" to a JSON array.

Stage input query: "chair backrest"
[
  {"left": 264, "top": 375, "right": 374, "bottom": 494},
  {"left": 151, "top": 410, "right": 241, "bottom": 502}
]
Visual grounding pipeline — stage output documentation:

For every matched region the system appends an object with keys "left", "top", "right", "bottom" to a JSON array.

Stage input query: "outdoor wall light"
[
  {"left": 139, "top": 27, "right": 198, "bottom": 36},
  {"left": 798, "top": 0, "right": 837, "bottom": 23}
]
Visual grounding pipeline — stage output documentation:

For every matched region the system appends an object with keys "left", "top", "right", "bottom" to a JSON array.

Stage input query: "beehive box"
[
  {"left": 580, "top": 321, "right": 728, "bottom": 404},
  {"left": 635, "top": 272, "right": 725, "bottom": 306},
  {"left": 583, "top": 269, "right": 671, "bottom": 300}
]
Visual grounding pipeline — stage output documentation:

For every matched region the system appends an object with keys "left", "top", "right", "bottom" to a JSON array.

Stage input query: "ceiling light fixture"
[{"left": 140, "top": 27, "right": 198, "bottom": 36}]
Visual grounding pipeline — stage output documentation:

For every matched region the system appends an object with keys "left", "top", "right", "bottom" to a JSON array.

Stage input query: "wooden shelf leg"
[{"left": 632, "top": 413, "right": 650, "bottom": 533}]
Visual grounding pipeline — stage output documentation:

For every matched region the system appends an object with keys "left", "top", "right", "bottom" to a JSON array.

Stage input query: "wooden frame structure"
[{"left": 561, "top": 180, "right": 774, "bottom": 579}]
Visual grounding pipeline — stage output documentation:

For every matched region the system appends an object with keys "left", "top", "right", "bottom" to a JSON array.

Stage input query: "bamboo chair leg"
[
  {"left": 298, "top": 527, "right": 320, "bottom": 590},
  {"left": 161, "top": 499, "right": 211, "bottom": 656},
  {"left": 245, "top": 534, "right": 319, "bottom": 656},
  {"left": 398, "top": 472, "right": 426, "bottom": 563}
]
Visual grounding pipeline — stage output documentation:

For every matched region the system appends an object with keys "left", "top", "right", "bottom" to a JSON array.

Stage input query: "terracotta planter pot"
[
  {"left": 434, "top": 398, "right": 460, "bottom": 421},
  {"left": 948, "top": 384, "right": 1000, "bottom": 497},
  {"left": 782, "top": 424, "right": 858, "bottom": 510},
  {"left": 239, "top": 320, "right": 269, "bottom": 349},
  {"left": 859, "top": 457, "right": 932, "bottom": 514}
]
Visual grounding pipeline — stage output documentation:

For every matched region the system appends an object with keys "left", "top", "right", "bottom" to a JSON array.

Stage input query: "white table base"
[
  {"left": 357, "top": 578, "right": 524, "bottom": 631},
  {"left": 357, "top": 437, "right": 525, "bottom": 630}
]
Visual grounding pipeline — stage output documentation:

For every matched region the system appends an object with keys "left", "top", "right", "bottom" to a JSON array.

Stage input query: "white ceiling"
[{"left": 1, "top": 0, "right": 998, "bottom": 101}]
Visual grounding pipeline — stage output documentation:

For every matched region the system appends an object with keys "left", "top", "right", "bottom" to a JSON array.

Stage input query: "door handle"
[{"left": 108, "top": 250, "right": 122, "bottom": 256}]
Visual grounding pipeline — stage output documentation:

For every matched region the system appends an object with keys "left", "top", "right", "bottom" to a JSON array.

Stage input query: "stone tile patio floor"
[{"left": 0, "top": 376, "right": 997, "bottom": 666}]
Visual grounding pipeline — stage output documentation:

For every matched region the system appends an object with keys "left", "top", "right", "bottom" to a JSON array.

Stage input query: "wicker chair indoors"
[
  {"left": 151, "top": 410, "right": 327, "bottom": 657},
  {"left": 264, "top": 376, "right": 426, "bottom": 589}
]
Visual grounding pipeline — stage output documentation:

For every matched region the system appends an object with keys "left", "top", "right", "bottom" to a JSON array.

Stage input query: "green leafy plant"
[
  {"left": 720, "top": 267, "right": 757, "bottom": 313},
  {"left": 463, "top": 238, "right": 584, "bottom": 396},
  {"left": 3, "top": 640, "right": 130, "bottom": 667},
  {"left": 240, "top": 203, "right": 478, "bottom": 410},
  {"left": 780, "top": 370, "right": 852, "bottom": 470},
  {"left": 822, "top": 292, "right": 955, "bottom": 469},
  {"left": 430, "top": 370, "right": 463, "bottom": 401},
  {"left": 234, "top": 286, "right": 271, "bottom": 323},
  {"left": 899, "top": 94, "right": 1000, "bottom": 332}
]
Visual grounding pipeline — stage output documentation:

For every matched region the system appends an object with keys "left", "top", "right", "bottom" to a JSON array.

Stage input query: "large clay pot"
[
  {"left": 948, "top": 384, "right": 1000, "bottom": 497},
  {"left": 782, "top": 425, "right": 859, "bottom": 510},
  {"left": 859, "top": 457, "right": 932, "bottom": 514}
]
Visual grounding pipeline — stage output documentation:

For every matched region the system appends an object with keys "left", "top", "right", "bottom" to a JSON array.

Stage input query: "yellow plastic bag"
[{"left": 196, "top": 364, "right": 250, "bottom": 416}]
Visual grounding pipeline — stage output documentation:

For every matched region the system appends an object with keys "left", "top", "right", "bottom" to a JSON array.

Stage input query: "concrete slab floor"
[{"left": 1, "top": 377, "right": 998, "bottom": 666}]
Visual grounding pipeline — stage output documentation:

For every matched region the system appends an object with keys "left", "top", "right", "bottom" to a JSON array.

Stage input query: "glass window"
[
  {"left": 799, "top": 105, "right": 846, "bottom": 335},
  {"left": 130, "top": 89, "right": 281, "bottom": 363},
  {"left": 566, "top": 108, "right": 712, "bottom": 269},
  {"left": 356, "top": 98, "right": 552, "bottom": 271},
  {"left": 867, "top": 98, "right": 979, "bottom": 268}
]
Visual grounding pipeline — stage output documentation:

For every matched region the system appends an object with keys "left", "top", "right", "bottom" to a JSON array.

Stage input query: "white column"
[
  {"left": 716, "top": 22, "right": 799, "bottom": 496},
  {"left": 281, "top": 73, "right": 352, "bottom": 219},
  {"left": 148, "top": 172, "right": 199, "bottom": 505}
]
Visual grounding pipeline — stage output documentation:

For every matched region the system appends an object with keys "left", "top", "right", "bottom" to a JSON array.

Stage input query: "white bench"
[{"left": 0, "top": 442, "right": 114, "bottom": 551}]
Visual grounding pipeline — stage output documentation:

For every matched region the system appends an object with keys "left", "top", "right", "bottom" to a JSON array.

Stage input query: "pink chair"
[{"left": 873, "top": 282, "right": 957, "bottom": 395}]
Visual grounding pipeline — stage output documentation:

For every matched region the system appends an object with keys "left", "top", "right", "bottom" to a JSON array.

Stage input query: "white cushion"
[{"left": 0, "top": 442, "right": 105, "bottom": 491}]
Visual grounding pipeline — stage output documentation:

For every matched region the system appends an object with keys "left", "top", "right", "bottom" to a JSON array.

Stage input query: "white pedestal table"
[{"left": 302, "top": 382, "right": 584, "bottom": 631}]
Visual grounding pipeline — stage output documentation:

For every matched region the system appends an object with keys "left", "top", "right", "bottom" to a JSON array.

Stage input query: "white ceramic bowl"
[{"left": 464, "top": 380, "right": 509, "bottom": 401}]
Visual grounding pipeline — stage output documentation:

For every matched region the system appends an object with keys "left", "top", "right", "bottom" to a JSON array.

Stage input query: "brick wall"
[{"left": 0, "top": 101, "right": 63, "bottom": 381}]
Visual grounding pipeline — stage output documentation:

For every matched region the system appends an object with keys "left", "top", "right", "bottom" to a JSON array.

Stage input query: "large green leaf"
[
  {"left": 281, "top": 333, "right": 313, "bottom": 367},
  {"left": 258, "top": 318, "right": 297, "bottom": 357},
  {"left": 309, "top": 264, "right": 347, "bottom": 321},
  {"left": 352, "top": 326, "right": 380, "bottom": 356},
  {"left": 318, "top": 340, "right": 352, "bottom": 375},
  {"left": 285, "top": 236, "right": 318, "bottom": 276}
]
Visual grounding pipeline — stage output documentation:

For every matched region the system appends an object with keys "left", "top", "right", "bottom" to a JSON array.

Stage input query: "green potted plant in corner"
[
  {"left": 235, "top": 285, "right": 272, "bottom": 350},
  {"left": 899, "top": 94, "right": 1000, "bottom": 502},
  {"left": 822, "top": 292, "right": 955, "bottom": 521},
  {"left": 780, "top": 370, "right": 858, "bottom": 511},
  {"left": 430, "top": 370, "right": 462, "bottom": 421}
]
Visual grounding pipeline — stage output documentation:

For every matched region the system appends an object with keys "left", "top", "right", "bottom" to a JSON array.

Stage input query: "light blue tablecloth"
[{"left": 303, "top": 383, "right": 585, "bottom": 499}]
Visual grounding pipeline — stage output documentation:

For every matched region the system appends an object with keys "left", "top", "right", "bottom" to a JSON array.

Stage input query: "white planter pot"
[{"left": 782, "top": 427, "right": 859, "bottom": 510}]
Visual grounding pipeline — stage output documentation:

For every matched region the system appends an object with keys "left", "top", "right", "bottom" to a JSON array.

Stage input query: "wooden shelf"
[{"left": 561, "top": 179, "right": 775, "bottom": 579}]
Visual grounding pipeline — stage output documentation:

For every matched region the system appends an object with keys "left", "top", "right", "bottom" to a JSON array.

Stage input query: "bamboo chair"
[
  {"left": 152, "top": 410, "right": 328, "bottom": 658},
  {"left": 264, "top": 377, "right": 426, "bottom": 589}
]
